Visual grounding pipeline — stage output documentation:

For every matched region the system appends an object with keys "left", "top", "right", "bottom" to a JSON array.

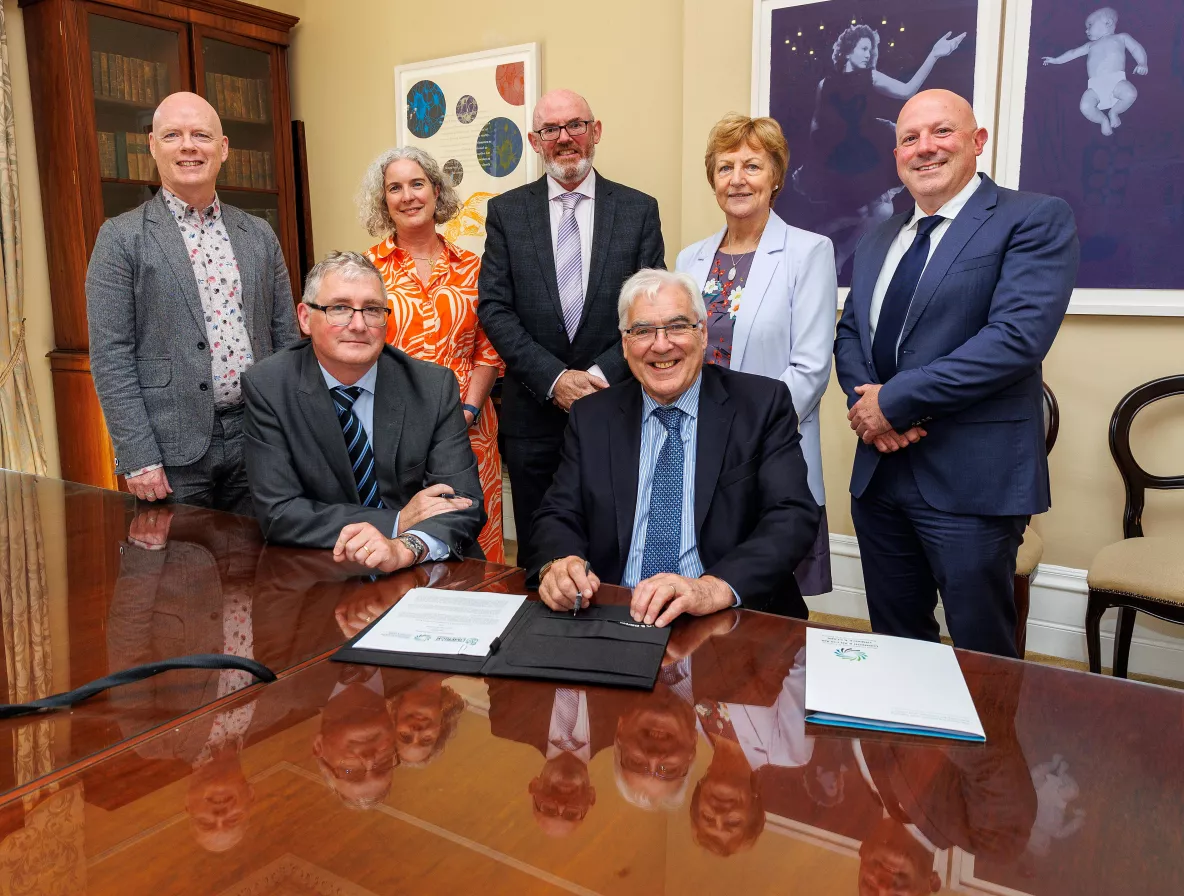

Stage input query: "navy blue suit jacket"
[{"left": 835, "top": 176, "right": 1079, "bottom": 517}]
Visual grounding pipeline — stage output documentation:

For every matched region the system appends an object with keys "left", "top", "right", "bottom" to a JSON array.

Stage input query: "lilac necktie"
[{"left": 555, "top": 192, "right": 586, "bottom": 340}]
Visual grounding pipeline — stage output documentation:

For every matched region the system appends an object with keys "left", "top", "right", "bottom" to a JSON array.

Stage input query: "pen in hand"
[{"left": 573, "top": 559, "right": 591, "bottom": 615}]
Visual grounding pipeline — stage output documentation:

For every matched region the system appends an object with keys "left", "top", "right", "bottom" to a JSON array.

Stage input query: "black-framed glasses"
[
  {"left": 306, "top": 302, "right": 392, "bottom": 328},
  {"left": 534, "top": 119, "right": 593, "bottom": 141},
  {"left": 532, "top": 795, "right": 590, "bottom": 821},
  {"left": 622, "top": 321, "right": 703, "bottom": 343},
  {"left": 616, "top": 747, "right": 691, "bottom": 781}
]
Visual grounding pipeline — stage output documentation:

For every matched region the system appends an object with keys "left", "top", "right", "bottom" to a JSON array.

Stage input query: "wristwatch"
[
  {"left": 462, "top": 403, "right": 482, "bottom": 426},
  {"left": 395, "top": 533, "right": 428, "bottom": 565}
]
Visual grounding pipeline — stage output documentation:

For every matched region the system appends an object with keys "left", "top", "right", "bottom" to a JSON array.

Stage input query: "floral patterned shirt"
[
  {"left": 702, "top": 249, "right": 755, "bottom": 368},
  {"left": 161, "top": 188, "right": 253, "bottom": 408}
]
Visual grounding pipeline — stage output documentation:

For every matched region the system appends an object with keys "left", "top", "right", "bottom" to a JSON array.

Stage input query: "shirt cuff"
[
  {"left": 127, "top": 463, "right": 164, "bottom": 479},
  {"left": 728, "top": 584, "right": 741, "bottom": 608},
  {"left": 586, "top": 364, "right": 607, "bottom": 384},
  {"left": 546, "top": 370, "right": 565, "bottom": 400}
]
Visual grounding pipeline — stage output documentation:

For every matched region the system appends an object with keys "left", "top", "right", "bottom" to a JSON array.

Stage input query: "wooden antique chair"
[{"left": 1085, "top": 375, "right": 1184, "bottom": 677}]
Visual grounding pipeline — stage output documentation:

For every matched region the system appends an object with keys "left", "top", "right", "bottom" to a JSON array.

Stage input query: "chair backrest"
[
  {"left": 1108, "top": 374, "right": 1184, "bottom": 539},
  {"left": 1042, "top": 381, "right": 1059, "bottom": 457}
]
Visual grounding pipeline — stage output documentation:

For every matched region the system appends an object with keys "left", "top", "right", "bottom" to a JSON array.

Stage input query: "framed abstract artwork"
[
  {"left": 997, "top": 0, "right": 1184, "bottom": 313},
  {"left": 752, "top": 0, "right": 1003, "bottom": 288},
  {"left": 394, "top": 43, "right": 540, "bottom": 257}
]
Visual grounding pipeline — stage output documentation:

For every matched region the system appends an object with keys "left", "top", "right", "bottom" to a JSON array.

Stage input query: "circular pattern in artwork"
[
  {"left": 495, "top": 62, "right": 526, "bottom": 106},
  {"left": 406, "top": 79, "right": 446, "bottom": 138},
  {"left": 476, "top": 117, "right": 523, "bottom": 177},
  {"left": 456, "top": 95, "right": 479, "bottom": 124},
  {"left": 443, "top": 158, "right": 464, "bottom": 187}
]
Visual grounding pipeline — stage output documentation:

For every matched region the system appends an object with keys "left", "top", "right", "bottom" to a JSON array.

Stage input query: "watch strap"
[{"left": 396, "top": 533, "right": 428, "bottom": 564}]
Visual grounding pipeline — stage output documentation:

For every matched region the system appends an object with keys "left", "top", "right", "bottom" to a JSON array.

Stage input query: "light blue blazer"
[{"left": 676, "top": 211, "right": 837, "bottom": 506}]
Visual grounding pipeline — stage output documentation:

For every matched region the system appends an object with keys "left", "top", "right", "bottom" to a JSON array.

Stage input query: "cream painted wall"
[
  {"left": 6, "top": 0, "right": 59, "bottom": 477},
  {"left": 11, "top": 0, "right": 1184, "bottom": 571}
]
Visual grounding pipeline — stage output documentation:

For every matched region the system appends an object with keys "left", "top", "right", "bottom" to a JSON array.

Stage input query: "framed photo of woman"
[{"left": 752, "top": 0, "right": 1002, "bottom": 287}]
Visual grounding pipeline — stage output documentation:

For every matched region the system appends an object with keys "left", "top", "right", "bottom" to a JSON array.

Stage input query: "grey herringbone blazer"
[{"left": 86, "top": 191, "right": 299, "bottom": 474}]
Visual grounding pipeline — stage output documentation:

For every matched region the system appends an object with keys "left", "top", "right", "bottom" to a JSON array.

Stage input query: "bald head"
[
  {"left": 894, "top": 89, "right": 987, "bottom": 214},
  {"left": 150, "top": 91, "right": 228, "bottom": 207},
  {"left": 533, "top": 89, "right": 593, "bottom": 130}
]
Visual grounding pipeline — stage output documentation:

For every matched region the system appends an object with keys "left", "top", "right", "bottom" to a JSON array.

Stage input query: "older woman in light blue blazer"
[{"left": 677, "top": 114, "right": 838, "bottom": 594}]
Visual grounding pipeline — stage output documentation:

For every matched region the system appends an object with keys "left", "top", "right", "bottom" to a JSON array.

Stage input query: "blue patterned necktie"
[
  {"left": 640, "top": 406, "right": 685, "bottom": 580},
  {"left": 331, "top": 386, "right": 383, "bottom": 509},
  {"left": 872, "top": 215, "right": 944, "bottom": 383},
  {"left": 555, "top": 192, "right": 586, "bottom": 340}
]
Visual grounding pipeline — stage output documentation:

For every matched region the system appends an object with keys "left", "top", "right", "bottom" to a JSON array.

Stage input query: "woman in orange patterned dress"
[{"left": 359, "top": 147, "right": 505, "bottom": 562}]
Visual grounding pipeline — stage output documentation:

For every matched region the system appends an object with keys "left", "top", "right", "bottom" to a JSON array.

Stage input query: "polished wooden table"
[{"left": 1, "top": 473, "right": 1181, "bottom": 894}]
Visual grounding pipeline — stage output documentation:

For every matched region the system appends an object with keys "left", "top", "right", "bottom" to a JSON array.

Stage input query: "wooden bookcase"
[{"left": 19, "top": 0, "right": 302, "bottom": 489}]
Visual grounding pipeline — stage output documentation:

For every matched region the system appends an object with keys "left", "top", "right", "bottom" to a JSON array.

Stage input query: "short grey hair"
[
  {"left": 302, "top": 251, "right": 385, "bottom": 304},
  {"left": 357, "top": 146, "right": 462, "bottom": 238},
  {"left": 617, "top": 268, "right": 706, "bottom": 331}
]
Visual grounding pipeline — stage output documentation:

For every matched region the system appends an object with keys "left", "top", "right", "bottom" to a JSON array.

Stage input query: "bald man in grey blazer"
[{"left": 86, "top": 92, "right": 297, "bottom": 514}]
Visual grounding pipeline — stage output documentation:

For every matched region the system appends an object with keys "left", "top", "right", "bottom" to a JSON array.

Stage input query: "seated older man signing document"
[{"left": 531, "top": 269, "right": 820, "bottom": 627}]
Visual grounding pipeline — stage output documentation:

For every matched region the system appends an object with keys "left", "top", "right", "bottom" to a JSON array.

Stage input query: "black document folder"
[{"left": 332, "top": 601, "right": 671, "bottom": 689}]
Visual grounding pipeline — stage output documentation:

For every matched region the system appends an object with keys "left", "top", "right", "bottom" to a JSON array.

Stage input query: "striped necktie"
[
  {"left": 640, "top": 406, "right": 685, "bottom": 580},
  {"left": 550, "top": 688, "right": 586, "bottom": 752},
  {"left": 555, "top": 191, "right": 586, "bottom": 340},
  {"left": 331, "top": 386, "right": 383, "bottom": 509}
]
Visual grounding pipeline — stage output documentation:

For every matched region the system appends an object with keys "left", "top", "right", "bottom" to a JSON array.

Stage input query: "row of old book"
[
  {"left": 97, "top": 132, "right": 157, "bottom": 181},
  {"left": 216, "top": 149, "right": 276, "bottom": 190},
  {"left": 205, "top": 72, "right": 270, "bottom": 123},
  {"left": 98, "top": 131, "right": 274, "bottom": 189},
  {"left": 91, "top": 52, "right": 170, "bottom": 106}
]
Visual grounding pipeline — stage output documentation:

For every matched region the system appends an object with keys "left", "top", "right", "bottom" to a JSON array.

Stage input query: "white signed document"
[
  {"left": 804, "top": 628, "right": 985, "bottom": 742},
  {"left": 354, "top": 588, "right": 526, "bottom": 658}
]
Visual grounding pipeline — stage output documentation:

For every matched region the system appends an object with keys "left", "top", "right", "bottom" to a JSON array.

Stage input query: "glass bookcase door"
[
  {"left": 200, "top": 36, "right": 280, "bottom": 237},
  {"left": 87, "top": 13, "right": 182, "bottom": 219}
]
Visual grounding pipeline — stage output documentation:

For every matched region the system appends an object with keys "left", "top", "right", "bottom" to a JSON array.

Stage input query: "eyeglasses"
[
  {"left": 306, "top": 302, "right": 392, "bottom": 328},
  {"left": 532, "top": 796, "right": 589, "bottom": 821},
  {"left": 622, "top": 321, "right": 703, "bottom": 343},
  {"left": 327, "top": 756, "right": 397, "bottom": 780},
  {"left": 617, "top": 748, "right": 690, "bottom": 781},
  {"left": 534, "top": 119, "right": 594, "bottom": 141}
]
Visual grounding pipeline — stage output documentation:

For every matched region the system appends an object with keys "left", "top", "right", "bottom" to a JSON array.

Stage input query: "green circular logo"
[{"left": 834, "top": 648, "right": 868, "bottom": 662}]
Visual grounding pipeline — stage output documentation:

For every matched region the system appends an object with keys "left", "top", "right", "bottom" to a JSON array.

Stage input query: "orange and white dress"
[{"left": 366, "top": 236, "right": 506, "bottom": 562}]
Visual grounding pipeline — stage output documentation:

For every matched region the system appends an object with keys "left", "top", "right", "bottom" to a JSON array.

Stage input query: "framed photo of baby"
[
  {"left": 753, "top": 0, "right": 1002, "bottom": 286},
  {"left": 997, "top": 0, "right": 1184, "bottom": 306}
]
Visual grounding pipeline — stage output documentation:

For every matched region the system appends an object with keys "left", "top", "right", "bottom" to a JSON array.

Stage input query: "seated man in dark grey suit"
[
  {"left": 243, "top": 252, "right": 485, "bottom": 572},
  {"left": 531, "top": 269, "right": 821, "bottom": 627}
]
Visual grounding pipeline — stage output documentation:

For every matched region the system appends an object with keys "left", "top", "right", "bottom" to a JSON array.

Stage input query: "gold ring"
[
  {"left": 362, "top": 614, "right": 372, "bottom": 622},
  {"left": 361, "top": 545, "right": 370, "bottom": 555}
]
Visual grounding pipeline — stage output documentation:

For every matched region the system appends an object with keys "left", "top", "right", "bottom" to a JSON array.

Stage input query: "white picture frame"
[
  {"left": 996, "top": 0, "right": 1184, "bottom": 315},
  {"left": 394, "top": 43, "right": 540, "bottom": 257}
]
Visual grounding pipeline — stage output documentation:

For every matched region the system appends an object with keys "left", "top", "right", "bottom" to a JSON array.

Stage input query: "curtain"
[{"left": 0, "top": 4, "right": 46, "bottom": 476}]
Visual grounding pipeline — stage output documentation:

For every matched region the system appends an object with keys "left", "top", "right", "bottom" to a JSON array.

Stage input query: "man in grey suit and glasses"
[
  {"left": 86, "top": 92, "right": 298, "bottom": 513},
  {"left": 478, "top": 88, "right": 665, "bottom": 569},
  {"left": 243, "top": 252, "right": 485, "bottom": 573}
]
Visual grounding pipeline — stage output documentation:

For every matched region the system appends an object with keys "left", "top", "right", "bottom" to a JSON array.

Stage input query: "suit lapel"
[
  {"left": 693, "top": 368, "right": 735, "bottom": 536},
  {"left": 221, "top": 205, "right": 260, "bottom": 347},
  {"left": 731, "top": 212, "right": 786, "bottom": 370},
  {"left": 371, "top": 349, "right": 406, "bottom": 502},
  {"left": 898, "top": 177, "right": 998, "bottom": 346},
  {"left": 611, "top": 382, "right": 643, "bottom": 565},
  {"left": 855, "top": 211, "right": 909, "bottom": 362},
  {"left": 146, "top": 192, "right": 207, "bottom": 334},
  {"left": 526, "top": 176, "right": 565, "bottom": 334},
  {"left": 581, "top": 172, "right": 615, "bottom": 330},
  {"left": 296, "top": 345, "right": 357, "bottom": 500}
]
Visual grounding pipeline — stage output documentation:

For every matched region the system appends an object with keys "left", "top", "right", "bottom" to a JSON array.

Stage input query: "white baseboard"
[{"left": 809, "top": 535, "right": 1184, "bottom": 683}]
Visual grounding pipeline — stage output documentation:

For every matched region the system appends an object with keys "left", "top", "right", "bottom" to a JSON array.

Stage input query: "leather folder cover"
[{"left": 332, "top": 601, "right": 671, "bottom": 689}]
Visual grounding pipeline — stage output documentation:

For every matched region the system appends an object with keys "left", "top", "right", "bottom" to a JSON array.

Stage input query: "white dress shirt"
[
  {"left": 869, "top": 173, "right": 984, "bottom": 341},
  {"left": 726, "top": 648, "right": 814, "bottom": 771},
  {"left": 545, "top": 169, "right": 606, "bottom": 395},
  {"left": 318, "top": 362, "right": 447, "bottom": 560}
]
